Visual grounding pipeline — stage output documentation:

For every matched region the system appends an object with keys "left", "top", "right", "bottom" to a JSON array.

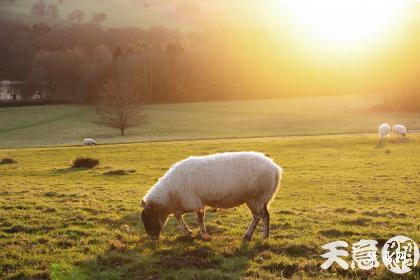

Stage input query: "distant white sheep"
[
  {"left": 141, "top": 152, "right": 282, "bottom": 241},
  {"left": 392, "top": 124, "right": 407, "bottom": 137},
  {"left": 83, "top": 138, "right": 97, "bottom": 146},
  {"left": 378, "top": 123, "right": 391, "bottom": 139}
]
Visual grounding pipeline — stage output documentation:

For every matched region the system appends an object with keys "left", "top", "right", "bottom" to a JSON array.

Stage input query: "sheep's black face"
[{"left": 141, "top": 206, "right": 168, "bottom": 240}]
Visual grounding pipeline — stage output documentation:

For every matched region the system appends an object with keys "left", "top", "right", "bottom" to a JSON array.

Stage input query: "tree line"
[
  {"left": 0, "top": 15, "right": 419, "bottom": 110},
  {"left": 28, "top": 0, "right": 107, "bottom": 24},
  {"left": 0, "top": 19, "right": 280, "bottom": 104}
]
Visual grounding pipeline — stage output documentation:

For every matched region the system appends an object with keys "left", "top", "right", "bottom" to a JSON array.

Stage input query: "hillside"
[{"left": 1, "top": 94, "right": 419, "bottom": 148}]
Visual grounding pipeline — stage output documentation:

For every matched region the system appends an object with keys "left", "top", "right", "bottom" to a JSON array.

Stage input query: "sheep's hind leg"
[
  {"left": 243, "top": 213, "right": 261, "bottom": 241},
  {"left": 196, "top": 209, "right": 210, "bottom": 240},
  {"left": 261, "top": 204, "right": 270, "bottom": 239},
  {"left": 175, "top": 212, "right": 192, "bottom": 236}
]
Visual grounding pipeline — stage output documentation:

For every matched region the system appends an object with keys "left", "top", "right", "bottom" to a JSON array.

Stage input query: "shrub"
[
  {"left": 0, "top": 158, "right": 17, "bottom": 165},
  {"left": 70, "top": 157, "right": 99, "bottom": 169},
  {"left": 0, "top": 99, "right": 72, "bottom": 108}
]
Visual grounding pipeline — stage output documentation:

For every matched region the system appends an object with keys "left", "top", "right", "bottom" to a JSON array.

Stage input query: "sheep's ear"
[{"left": 141, "top": 199, "right": 146, "bottom": 208}]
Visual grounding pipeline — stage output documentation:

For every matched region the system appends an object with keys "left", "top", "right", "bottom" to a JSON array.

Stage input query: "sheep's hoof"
[
  {"left": 242, "top": 234, "right": 252, "bottom": 242},
  {"left": 200, "top": 233, "right": 211, "bottom": 240},
  {"left": 262, "top": 231, "right": 269, "bottom": 239}
]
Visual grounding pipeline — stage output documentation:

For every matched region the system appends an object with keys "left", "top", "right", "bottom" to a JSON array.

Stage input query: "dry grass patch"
[
  {"left": 70, "top": 157, "right": 99, "bottom": 169},
  {"left": 0, "top": 157, "right": 16, "bottom": 164}
]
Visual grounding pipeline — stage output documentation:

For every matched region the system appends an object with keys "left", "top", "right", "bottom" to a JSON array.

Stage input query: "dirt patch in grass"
[
  {"left": 43, "top": 191, "right": 66, "bottom": 198},
  {"left": 271, "top": 222, "right": 293, "bottom": 230},
  {"left": 301, "top": 263, "right": 323, "bottom": 277},
  {"left": 56, "top": 239, "right": 75, "bottom": 248},
  {"left": 278, "top": 244, "right": 319, "bottom": 258},
  {"left": 262, "top": 261, "right": 300, "bottom": 278},
  {"left": 4, "top": 225, "right": 37, "bottom": 234},
  {"left": 182, "top": 248, "right": 213, "bottom": 259},
  {"left": 162, "top": 257, "right": 214, "bottom": 269},
  {"left": 341, "top": 217, "right": 372, "bottom": 226},
  {"left": 4, "top": 224, "right": 53, "bottom": 234},
  {"left": 159, "top": 247, "right": 215, "bottom": 269},
  {"left": 319, "top": 229, "right": 356, "bottom": 238},
  {"left": 362, "top": 210, "right": 407, "bottom": 218},
  {"left": 334, "top": 208, "right": 357, "bottom": 214},
  {"left": 276, "top": 210, "right": 295, "bottom": 215},
  {"left": 99, "top": 252, "right": 134, "bottom": 267},
  {"left": 103, "top": 169, "right": 136, "bottom": 176},
  {"left": 361, "top": 210, "right": 382, "bottom": 217}
]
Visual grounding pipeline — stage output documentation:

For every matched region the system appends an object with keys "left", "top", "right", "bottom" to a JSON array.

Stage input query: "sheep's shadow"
[
  {"left": 390, "top": 137, "right": 410, "bottom": 144},
  {"left": 53, "top": 210, "right": 343, "bottom": 278},
  {"left": 375, "top": 140, "right": 388, "bottom": 148},
  {"left": 376, "top": 137, "right": 410, "bottom": 148},
  {"left": 67, "top": 211, "right": 253, "bottom": 279}
]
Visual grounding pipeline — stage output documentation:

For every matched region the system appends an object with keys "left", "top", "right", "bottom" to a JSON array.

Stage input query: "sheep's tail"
[{"left": 267, "top": 165, "right": 282, "bottom": 208}]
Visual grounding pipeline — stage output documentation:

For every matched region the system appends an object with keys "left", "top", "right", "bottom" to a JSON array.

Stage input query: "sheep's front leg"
[
  {"left": 175, "top": 212, "right": 192, "bottom": 236},
  {"left": 196, "top": 209, "right": 209, "bottom": 239},
  {"left": 260, "top": 204, "right": 270, "bottom": 239},
  {"left": 243, "top": 213, "right": 261, "bottom": 241}
]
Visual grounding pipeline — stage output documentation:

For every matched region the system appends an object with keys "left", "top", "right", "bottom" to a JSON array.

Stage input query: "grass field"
[
  {"left": 1, "top": 94, "right": 420, "bottom": 149},
  {"left": 1, "top": 134, "right": 419, "bottom": 279}
]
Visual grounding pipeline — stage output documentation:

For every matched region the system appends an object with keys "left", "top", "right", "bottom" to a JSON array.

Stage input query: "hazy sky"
[{"left": 0, "top": 0, "right": 258, "bottom": 28}]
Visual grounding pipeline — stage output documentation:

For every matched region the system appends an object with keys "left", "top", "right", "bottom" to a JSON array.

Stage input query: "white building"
[{"left": 0, "top": 81, "right": 23, "bottom": 100}]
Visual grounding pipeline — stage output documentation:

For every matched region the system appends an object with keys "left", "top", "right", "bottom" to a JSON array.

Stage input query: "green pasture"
[{"left": 1, "top": 134, "right": 419, "bottom": 279}]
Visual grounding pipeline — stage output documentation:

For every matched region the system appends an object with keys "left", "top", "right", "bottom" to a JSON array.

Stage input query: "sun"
[{"left": 280, "top": 0, "right": 408, "bottom": 50}]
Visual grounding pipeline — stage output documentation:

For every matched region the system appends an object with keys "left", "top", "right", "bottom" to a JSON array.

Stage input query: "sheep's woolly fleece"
[
  {"left": 83, "top": 138, "right": 97, "bottom": 145},
  {"left": 392, "top": 124, "right": 407, "bottom": 136},
  {"left": 378, "top": 123, "right": 391, "bottom": 138},
  {"left": 143, "top": 152, "right": 282, "bottom": 212}
]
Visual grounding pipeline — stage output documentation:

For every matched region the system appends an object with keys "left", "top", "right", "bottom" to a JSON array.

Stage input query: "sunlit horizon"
[
  {"left": 1, "top": 0, "right": 420, "bottom": 99},
  {"left": 280, "top": 0, "right": 408, "bottom": 48}
]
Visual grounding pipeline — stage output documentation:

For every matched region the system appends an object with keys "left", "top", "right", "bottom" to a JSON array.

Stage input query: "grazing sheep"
[
  {"left": 83, "top": 138, "right": 97, "bottom": 146},
  {"left": 378, "top": 123, "right": 391, "bottom": 139},
  {"left": 392, "top": 124, "right": 407, "bottom": 137},
  {"left": 141, "top": 152, "right": 282, "bottom": 241}
]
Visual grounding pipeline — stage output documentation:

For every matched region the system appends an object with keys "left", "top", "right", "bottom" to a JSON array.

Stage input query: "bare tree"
[
  {"left": 91, "top": 12, "right": 106, "bottom": 24},
  {"left": 98, "top": 77, "right": 145, "bottom": 136},
  {"left": 30, "top": 0, "right": 46, "bottom": 17},
  {"left": 67, "top": 9, "right": 85, "bottom": 24},
  {"left": 27, "top": 48, "right": 86, "bottom": 100},
  {"left": 46, "top": 4, "right": 60, "bottom": 20},
  {"left": 29, "top": 50, "right": 63, "bottom": 98}
]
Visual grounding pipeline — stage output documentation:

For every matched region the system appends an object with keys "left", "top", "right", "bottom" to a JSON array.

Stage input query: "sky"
[{"left": 1, "top": 0, "right": 418, "bottom": 57}]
